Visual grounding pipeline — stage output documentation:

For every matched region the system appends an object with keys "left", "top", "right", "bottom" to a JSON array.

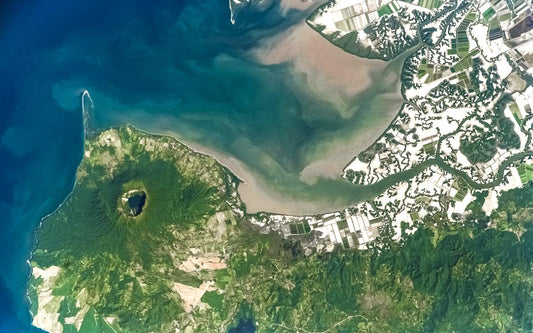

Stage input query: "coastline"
[
  {"left": 27, "top": 27, "right": 407, "bottom": 319},
  {"left": 53, "top": 77, "right": 402, "bottom": 217},
  {"left": 26, "top": 90, "right": 92, "bottom": 327},
  {"left": 299, "top": 95, "right": 403, "bottom": 183},
  {"left": 40, "top": 1, "right": 405, "bottom": 218},
  {"left": 156, "top": 128, "right": 350, "bottom": 215},
  {"left": 95, "top": 66, "right": 404, "bottom": 215},
  {"left": 26, "top": 78, "right": 403, "bottom": 324}
]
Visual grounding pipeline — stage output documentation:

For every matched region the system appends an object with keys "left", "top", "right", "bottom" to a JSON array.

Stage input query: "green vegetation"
[
  {"left": 483, "top": 7, "right": 496, "bottom": 20},
  {"left": 30, "top": 126, "right": 240, "bottom": 332},
  {"left": 494, "top": 97, "right": 522, "bottom": 151},
  {"left": 418, "top": 58, "right": 449, "bottom": 82},
  {"left": 223, "top": 212, "right": 533, "bottom": 332},
  {"left": 345, "top": 169, "right": 366, "bottom": 184},
  {"left": 289, "top": 220, "right": 311, "bottom": 235},
  {"left": 201, "top": 291, "right": 226, "bottom": 316},
  {"left": 451, "top": 178, "right": 469, "bottom": 201},
  {"left": 492, "top": 182, "right": 533, "bottom": 234},
  {"left": 448, "top": 13, "right": 476, "bottom": 58},
  {"left": 30, "top": 126, "right": 533, "bottom": 332},
  {"left": 418, "top": 0, "right": 443, "bottom": 9},
  {"left": 423, "top": 142, "right": 436, "bottom": 155},
  {"left": 518, "top": 163, "right": 533, "bottom": 184},
  {"left": 379, "top": 225, "right": 533, "bottom": 332},
  {"left": 36, "top": 157, "right": 217, "bottom": 262},
  {"left": 378, "top": 4, "right": 394, "bottom": 17},
  {"left": 460, "top": 95, "right": 521, "bottom": 164},
  {"left": 460, "top": 125, "right": 498, "bottom": 164},
  {"left": 326, "top": 30, "right": 378, "bottom": 59},
  {"left": 510, "top": 103, "right": 523, "bottom": 124},
  {"left": 308, "top": 0, "right": 423, "bottom": 61}
]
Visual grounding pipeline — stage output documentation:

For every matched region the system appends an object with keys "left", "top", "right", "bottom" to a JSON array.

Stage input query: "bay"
[{"left": 0, "top": 0, "right": 405, "bottom": 329}]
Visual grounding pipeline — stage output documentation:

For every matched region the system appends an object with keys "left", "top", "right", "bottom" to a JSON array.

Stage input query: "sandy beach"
[{"left": 160, "top": 129, "right": 346, "bottom": 214}]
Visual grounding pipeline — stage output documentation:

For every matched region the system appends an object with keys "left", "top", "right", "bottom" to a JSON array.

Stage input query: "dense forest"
[{"left": 30, "top": 127, "right": 533, "bottom": 332}]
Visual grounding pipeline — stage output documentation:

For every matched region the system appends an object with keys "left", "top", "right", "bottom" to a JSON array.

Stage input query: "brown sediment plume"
[
  {"left": 252, "top": 22, "right": 386, "bottom": 107},
  {"left": 168, "top": 134, "right": 341, "bottom": 214}
]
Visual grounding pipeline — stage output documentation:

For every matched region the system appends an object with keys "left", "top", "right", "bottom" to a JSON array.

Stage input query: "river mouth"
[{"left": 49, "top": 0, "right": 408, "bottom": 215}]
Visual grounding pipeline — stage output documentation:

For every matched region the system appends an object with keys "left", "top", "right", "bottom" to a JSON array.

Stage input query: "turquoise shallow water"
[{"left": 0, "top": 0, "right": 402, "bottom": 330}]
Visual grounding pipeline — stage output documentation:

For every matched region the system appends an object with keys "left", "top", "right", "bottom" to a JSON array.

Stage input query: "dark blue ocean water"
[{"left": 0, "top": 0, "right": 399, "bottom": 330}]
